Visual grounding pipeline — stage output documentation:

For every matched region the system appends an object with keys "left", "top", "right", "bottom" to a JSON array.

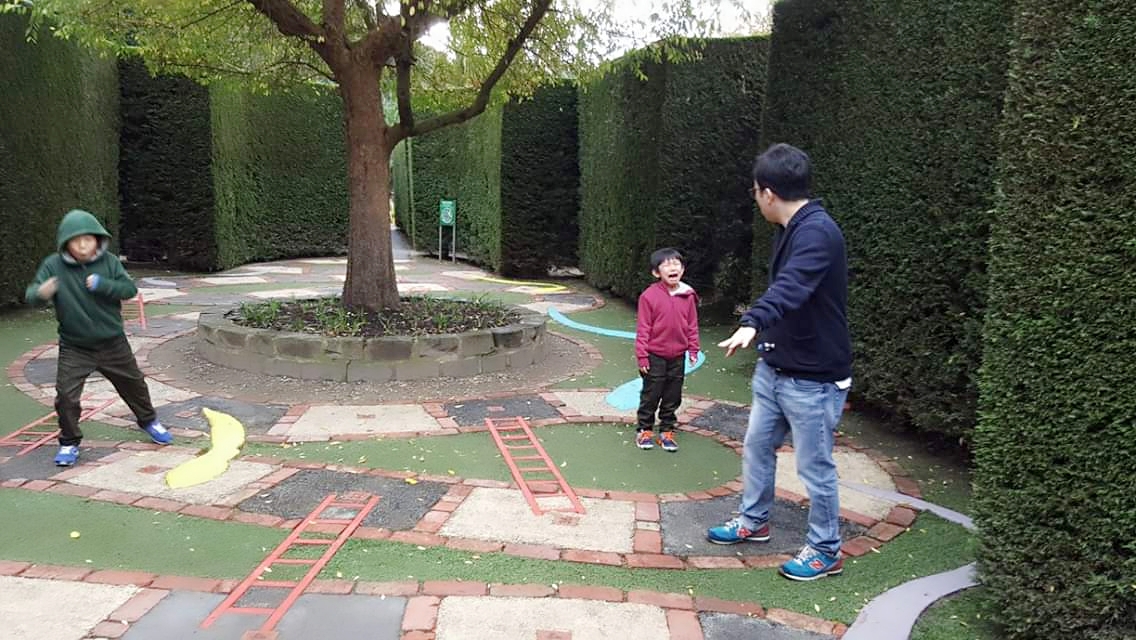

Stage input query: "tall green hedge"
[
  {"left": 973, "top": 2, "right": 1136, "bottom": 638},
  {"left": 500, "top": 83, "right": 579, "bottom": 277},
  {"left": 0, "top": 14, "right": 119, "bottom": 307},
  {"left": 210, "top": 82, "right": 349, "bottom": 270},
  {"left": 117, "top": 59, "right": 215, "bottom": 270},
  {"left": 577, "top": 57, "right": 664, "bottom": 298},
  {"left": 578, "top": 37, "right": 768, "bottom": 303},
  {"left": 393, "top": 85, "right": 579, "bottom": 276},
  {"left": 398, "top": 106, "right": 503, "bottom": 269},
  {"left": 760, "top": 0, "right": 1012, "bottom": 439}
]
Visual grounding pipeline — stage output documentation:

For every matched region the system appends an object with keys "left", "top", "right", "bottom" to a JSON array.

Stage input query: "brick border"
[{"left": 0, "top": 560, "right": 844, "bottom": 639}]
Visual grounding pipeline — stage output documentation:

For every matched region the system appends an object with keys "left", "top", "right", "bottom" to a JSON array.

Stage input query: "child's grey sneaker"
[
  {"left": 142, "top": 420, "right": 173, "bottom": 445},
  {"left": 54, "top": 445, "right": 80, "bottom": 467}
]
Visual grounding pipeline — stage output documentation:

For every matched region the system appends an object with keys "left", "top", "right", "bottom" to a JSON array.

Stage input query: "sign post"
[{"left": 439, "top": 199, "right": 456, "bottom": 263}]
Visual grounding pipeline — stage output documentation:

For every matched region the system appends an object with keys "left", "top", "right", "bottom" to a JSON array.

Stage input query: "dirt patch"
[{"left": 145, "top": 331, "right": 598, "bottom": 404}]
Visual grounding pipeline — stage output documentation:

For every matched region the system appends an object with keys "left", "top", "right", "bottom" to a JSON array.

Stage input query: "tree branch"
[
  {"left": 396, "top": 52, "right": 414, "bottom": 131},
  {"left": 245, "top": 0, "right": 323, "bottom": 40},
  {"left": 322, "top": 0, "right": 345, "bottom": 43},
  {"left": 388, "top": 0, "right": 552, "bottom": 145}
]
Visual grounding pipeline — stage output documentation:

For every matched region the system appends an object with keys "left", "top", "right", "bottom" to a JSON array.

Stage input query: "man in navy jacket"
[{"left": 708, "top": 143, "right": 853, "bottom": 582}]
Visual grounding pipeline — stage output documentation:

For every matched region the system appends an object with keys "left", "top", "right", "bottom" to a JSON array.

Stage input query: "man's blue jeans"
[{"left": 738, "top": 359, "right": 849, "bottom": 556}]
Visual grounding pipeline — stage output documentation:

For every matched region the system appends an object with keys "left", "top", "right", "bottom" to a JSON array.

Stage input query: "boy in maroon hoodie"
[{"left": 635, "top": 248, "right": 700, "bottom": 452}]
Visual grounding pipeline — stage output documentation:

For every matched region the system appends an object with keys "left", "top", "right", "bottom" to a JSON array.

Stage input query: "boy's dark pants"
[
  {"left": 55, "top": 336, "right": 156, "bottom": 446},
  {"left": 637, "top": 353, "right": 685, "bottom": 432}
]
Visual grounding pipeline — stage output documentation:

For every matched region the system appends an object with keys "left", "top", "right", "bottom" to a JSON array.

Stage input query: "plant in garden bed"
[{"left": 233, "top": 296, "right": 520, "bottom": 337}]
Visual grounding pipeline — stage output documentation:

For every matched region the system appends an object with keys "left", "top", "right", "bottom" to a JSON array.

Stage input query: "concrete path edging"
[{"left": 839, "top": 481, "right": 979, "bottom": 640}]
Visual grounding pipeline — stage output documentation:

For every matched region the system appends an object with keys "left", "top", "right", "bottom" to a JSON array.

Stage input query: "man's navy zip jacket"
[{"left": 740, "top": 200, "right": 852, "bottom": 382}]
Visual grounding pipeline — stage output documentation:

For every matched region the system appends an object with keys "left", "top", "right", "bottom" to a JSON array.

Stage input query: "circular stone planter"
[{"left": 195, "top": 306, "right": 550, "bottom": 382}]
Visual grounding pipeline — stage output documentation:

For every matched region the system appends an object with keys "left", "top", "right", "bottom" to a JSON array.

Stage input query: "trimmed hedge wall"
[
  {"left": 209, "top": 82, "right": 349, "bottom": 270},
  {"left": 500, "top": 83, "right": 579, "bottom": 276},
  {"left": 398, "top": 106, "right": 503, "bottom": 269},
  {"left": 973, "top": 2, "right": 1136, "bottom": 638},
  {"left": 118, "top": 58, "right": 216, "bottom": 270},
  {"left": 579, "top": 37, "right": 768, "bottom": 303},
  {"left": 0, "top": 14, "right": 119, "bottom": 308},
  {"left": 393, "top": 85, "right": 579, "bottom": 276},
  {"left": 760, "top": 0, "right": 1012, "bottom": 438}
]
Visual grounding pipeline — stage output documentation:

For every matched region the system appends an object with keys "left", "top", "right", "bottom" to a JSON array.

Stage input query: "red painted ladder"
[
  {"left": 201, "top": 492, "right": 380, "bottom": 632},
  {"left": 0, "top": 395, "right": 116, "bottom": 456},
  {"left": 486, "top": 416, "right": 585, "bottom": 516}
]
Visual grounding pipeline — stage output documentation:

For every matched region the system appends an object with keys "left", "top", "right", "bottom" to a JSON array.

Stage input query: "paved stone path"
[{"left": 0, "top": 235, "right": 964, "bottom": 640}]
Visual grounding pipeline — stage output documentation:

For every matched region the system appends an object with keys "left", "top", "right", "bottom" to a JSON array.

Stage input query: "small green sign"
[{"left": 439, "top": 200, "right": 456, "bottom": 226}]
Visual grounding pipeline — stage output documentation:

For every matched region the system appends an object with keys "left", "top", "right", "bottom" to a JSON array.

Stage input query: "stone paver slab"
[
  {"left": 156, "top": 398, "right": 288, "bottom": 435},
  {"left": 398, "top": 282, "right": 449, "bottom": 293},
  {"left": 285, "top": 404, "right": 441, "bottom": 440},
  {"left": 0, "top": 575, "right": 137, "bottom": 640},
  {"left": 135, "top": 287, "right": 187, "bottom": 302},
  {"left": 239, "top": 469, "right": 448, "bottom": 531},
  {"left": 661, "top": 496, "right": 864, "bottom": 557},
  {"left": 67, "top": 450, "right": 275, "bottom": 505},
  {"left": 436, "top": 596, "right": 668, "bottom": 640},
  {"left": 237, "top": 266, "right": 304, "bottom": 275},
  {"left": 440, "top": 487, "right": 635, "bottom": 554},
  {"left": 778, "top": 449, "right": 899, "bottom": 520},
  {"left": 197, "top": 276, "right": 269, "bottom": 285},
  {"left": 701, "top": 612, "right": 835, "bottom": 640},
  {"left": 0, "top": 446, "right": 116, "bottom": 482},
  {"left": 443, "top": 395, "right": 561, "bottom": 427},
  {"left": 552, "top": 391, "right": 635, "bottom": 418}
]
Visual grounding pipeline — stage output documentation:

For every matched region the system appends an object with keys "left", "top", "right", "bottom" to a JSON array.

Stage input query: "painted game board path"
[
  {"left": 2, "top": 430, "right": 924, "bottom": 573},
  {"left": 0, "top": 562, "right": 845, "bottom": 639}
]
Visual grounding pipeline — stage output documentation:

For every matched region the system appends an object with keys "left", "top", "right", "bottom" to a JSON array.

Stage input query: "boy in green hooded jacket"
[{"left": 25, "top": 209, "right": 173, "bottom": 466}]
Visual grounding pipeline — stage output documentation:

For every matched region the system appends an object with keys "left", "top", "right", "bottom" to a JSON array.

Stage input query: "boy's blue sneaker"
[
  {"left": 707, "top": 518, "right": 771, "bottom": 544},
  {"left": 779, "top": 546, "right": 843, "bottom": 581},
  {"left": 54, "top": 445, "right": 80, "bottom": 467},
  {"left": 658, "top": 431, "right": 678, "bottom": 452},
  {"left": 141, "top": 420, "right": 173, "bottom": 445},
  {"left": 636, "top": 430, "right": 654, "bottom": 450}
]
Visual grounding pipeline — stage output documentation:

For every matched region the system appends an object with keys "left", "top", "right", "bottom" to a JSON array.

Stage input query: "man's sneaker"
[
  {"left": 636, "top": 430, "right": 655, "bottom": 449},
  {"left": 658, "top": 431, "right": 678, "bottom": 452},
  {"left": 707, "top": 518, "right": 771, "bottom": 544},
  {"left": 54, "top": 445, "right": 80, "bottom": 467},
  {"left": 780, "top": 545, "right": 843, "bottom": 581},
  {"left": 142, "top": 420, "right": 173, "bottom": 445}
]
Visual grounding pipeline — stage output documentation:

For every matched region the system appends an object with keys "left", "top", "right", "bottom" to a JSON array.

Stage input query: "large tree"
[{"left": 6, "top": 0, "right": 759, "bottom": 310}]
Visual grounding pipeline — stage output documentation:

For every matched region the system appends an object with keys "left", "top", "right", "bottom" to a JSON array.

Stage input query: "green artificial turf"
[
  {"left": 0, "top": 309, "right": 70, "bottom": 433},
  {"left": 324, "top": 512, "right": 974, "bottom": 624},
  {"left": 911, "top": 588, "right": 1002, "bottom": 640},
  {"left": 243, "top": 422, "right": 741, "bottom": 494},
  {"left": 0, "top": 489, "right": 284, "bottom": 578}
]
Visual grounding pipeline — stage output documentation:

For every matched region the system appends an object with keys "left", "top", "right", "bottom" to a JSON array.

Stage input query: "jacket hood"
[{"left": 57, "top": 209, "right": 111, "bottom": 251}]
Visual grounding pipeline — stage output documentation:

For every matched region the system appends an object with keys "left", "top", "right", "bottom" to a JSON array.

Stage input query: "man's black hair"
[
  {"left": 650, "top": 247, "right": 684, "bottom": 271},
  {"left": 752, "top": 143, "right": 812, "bottom": 201}
]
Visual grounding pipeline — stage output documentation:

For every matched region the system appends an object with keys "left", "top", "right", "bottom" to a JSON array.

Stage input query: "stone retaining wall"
[{"left": 196, "top": 308, "right": 550, "bottom": 382}]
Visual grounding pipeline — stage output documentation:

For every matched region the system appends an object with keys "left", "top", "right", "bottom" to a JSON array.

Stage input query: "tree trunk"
[{"left": 339, "top": 59, "right": 399, "bottom": 311}]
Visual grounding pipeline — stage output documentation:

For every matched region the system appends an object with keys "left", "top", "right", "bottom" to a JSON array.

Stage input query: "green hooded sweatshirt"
[{"left": 25, "top": 209, "right": 138, "bottom": 348}]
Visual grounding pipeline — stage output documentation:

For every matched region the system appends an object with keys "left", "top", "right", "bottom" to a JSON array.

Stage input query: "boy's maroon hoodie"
[{"left": 635, "top": 281, "right": 700, "bottom": 368}]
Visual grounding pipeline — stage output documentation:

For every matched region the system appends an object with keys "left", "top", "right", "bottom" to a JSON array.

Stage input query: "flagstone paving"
[{"left": 0, "top": 239, "right": 948, "bottom": 639}]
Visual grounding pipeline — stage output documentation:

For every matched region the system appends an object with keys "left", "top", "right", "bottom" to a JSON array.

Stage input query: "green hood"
[{"left": 56, "top": 209, "right": 111, "bottom": 251}]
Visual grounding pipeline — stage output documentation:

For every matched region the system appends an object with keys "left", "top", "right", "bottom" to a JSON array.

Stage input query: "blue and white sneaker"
[
  {"left": 54, "top": 445, "right": 80, "bottom": 467},
  {"left": 707, "top": 518, "right": 771, "bottom": 544},
  {"left": 141, "top": 420, "right": 173, "bottom": 445},
  {"left": 780, "top": 545, "right": 843, "bottom": 581}
]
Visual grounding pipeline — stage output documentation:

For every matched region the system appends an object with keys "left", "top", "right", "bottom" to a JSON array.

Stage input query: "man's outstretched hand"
[{"left": 717, "top": 327, "right": 757, "bottom": 357}]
